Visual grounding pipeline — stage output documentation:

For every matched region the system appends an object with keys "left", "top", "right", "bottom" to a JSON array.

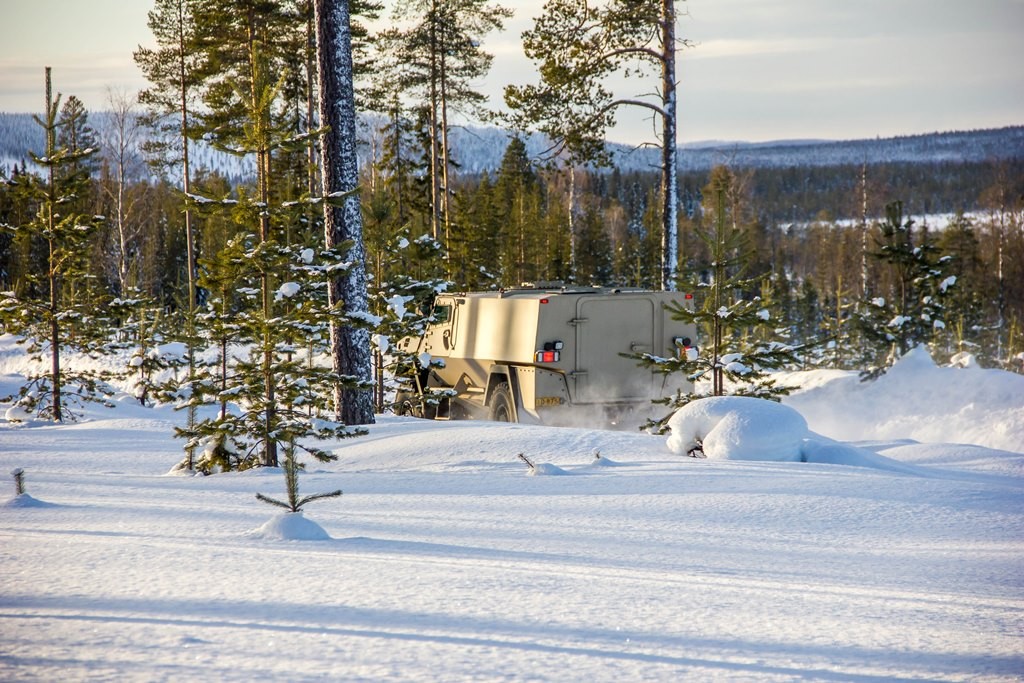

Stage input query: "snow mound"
[
  {"left": 783, "top": 346, "right": 1024, "bottom": 454},
  {"left": 332, "top": 417, "right": 669, "bottom": 473},
  {"left": 666, "top": 396, "right": 809, "bottom": 461},
  {"left": 4, "top": 403, "right": 38, "bottom": 424},
  {"left": 248, "top": 511, "right": 331, "bottom": 541},
  {"left": 527, "top": 462, "right": 569, "bottom": 476},
  {"left": 3, "top": 493, "right": 56, "bottom": 508},
  {"left": 874, "top": 441, "right": 1024, "bottom": 478},
  {"left": 585, "top": 452, "right": 625, "bottom": 468}
]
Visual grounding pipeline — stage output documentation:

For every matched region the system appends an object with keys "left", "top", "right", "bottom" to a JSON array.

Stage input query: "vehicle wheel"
[{"left": 487, "top": 382, "right": 515, "bottom": 422}]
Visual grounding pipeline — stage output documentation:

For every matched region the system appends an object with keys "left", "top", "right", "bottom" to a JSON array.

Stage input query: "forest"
[{"left": 1, "top": 0, "right": 1022, "bottom": 468}]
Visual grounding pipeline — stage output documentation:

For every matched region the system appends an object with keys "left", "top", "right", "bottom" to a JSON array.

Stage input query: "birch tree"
[{"left": 99, "top": 88, "right": 147, "bottom": 296}]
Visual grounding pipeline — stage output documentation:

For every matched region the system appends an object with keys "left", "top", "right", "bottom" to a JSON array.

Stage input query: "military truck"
[{"left": 395, "top": 284, "right": 697, "bottom": 427}]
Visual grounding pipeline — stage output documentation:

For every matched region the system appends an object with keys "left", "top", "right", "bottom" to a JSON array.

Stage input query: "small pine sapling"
[{"left": 256, "top": 442, "right": 341, "bottom": 513}]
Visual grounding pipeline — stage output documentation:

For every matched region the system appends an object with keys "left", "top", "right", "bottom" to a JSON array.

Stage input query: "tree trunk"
[
  {"left": 440, "top": 57, "right": 453, "bottom": 277},
  {"left": 568, "top": 163, "right": 576, "bottom": 278},
  {"left": 176, "top": 0, "right": 198, "bottom": 469},
  {"left": 314, "top": 0, "right": 375, "bottom": 426},
  {"left": 660, "top": 0, "right": 678, "bottom": 292},
  {"left": 44, "top": 68, "right": 63, "bottom": 423},
  {"left": 428, "top": 4, "right": 442, "bottom": 242},
  {"left": 49, "top": 232, "right": 62, "bottom": 422}
]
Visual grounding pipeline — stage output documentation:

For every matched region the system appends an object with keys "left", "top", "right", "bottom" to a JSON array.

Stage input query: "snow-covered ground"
[{"left": 1, "top": 337, "right": 1022, "bottom": 682}]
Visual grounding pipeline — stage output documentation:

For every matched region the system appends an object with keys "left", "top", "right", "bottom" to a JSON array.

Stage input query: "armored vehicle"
[{"left": 396, "top": 284, "right": 697, "bottom": 427}]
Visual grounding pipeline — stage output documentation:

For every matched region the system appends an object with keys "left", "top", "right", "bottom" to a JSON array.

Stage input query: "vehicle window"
[{"left": 432, "top": 304, "right": 452, "bottom": 324}]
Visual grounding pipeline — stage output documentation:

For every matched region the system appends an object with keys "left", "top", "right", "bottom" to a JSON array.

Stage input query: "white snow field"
[{"left": 1, "top": 338, "right": 1022, "bottom": 682}]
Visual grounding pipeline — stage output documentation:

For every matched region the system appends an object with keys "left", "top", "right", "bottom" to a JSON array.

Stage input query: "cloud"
[{"left": 688, "top": 38, "right": 830, "bottom": 60}]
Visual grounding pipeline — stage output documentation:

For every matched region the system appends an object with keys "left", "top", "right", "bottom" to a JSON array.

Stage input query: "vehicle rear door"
[{"left": 574, "top": 296, "right": 656, "bottom": 403}]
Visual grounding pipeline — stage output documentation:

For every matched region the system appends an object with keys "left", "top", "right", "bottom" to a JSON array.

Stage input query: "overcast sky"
[{"left": 1, "top": 0, "right": 1021, "bottom": 145}]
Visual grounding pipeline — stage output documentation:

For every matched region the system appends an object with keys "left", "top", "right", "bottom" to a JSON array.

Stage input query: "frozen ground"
[{"left": 1, "top": 338, "right": 1022, "bottom": 682}]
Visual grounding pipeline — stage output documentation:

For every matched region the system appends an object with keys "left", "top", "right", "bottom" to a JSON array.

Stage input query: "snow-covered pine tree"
[
  {"left": 370, "top": 232, "right": 452, "bottom": 416},
  {"left": 169, "top": 216, "right": 368, "bottom": 473},
  {"left": 854, "top": 200, "right": 956, "bottom": 379},
  {"left": 633, "top": 167, "right": 800, "bottom": 432},
  {"left": 0, "top": 69, "right": 113, "bottom": 422},
  {"left": 108, "top": 289, "right": 178, "bottom": 406},
  {"left": 158, "top": 41, "right": 368, "bottom": 472},
  {"left": 165, "top": 228, "right": 250, "bottom": 472}
]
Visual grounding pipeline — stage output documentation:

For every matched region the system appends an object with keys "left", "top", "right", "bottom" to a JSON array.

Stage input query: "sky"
[{"left": 0, "top": 0, "right": 1021, "bottom": 145}]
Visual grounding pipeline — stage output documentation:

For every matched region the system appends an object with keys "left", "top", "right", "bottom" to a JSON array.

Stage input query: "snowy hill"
[
  {"left": 1, "top": 336, "right": 1022, "bottom": 681},
  {"left": 428, "top": 124, "right": 1024, "bottom": 174},
  {"left": 2, "top": 111, "right": 1021, "bottom": 180}
]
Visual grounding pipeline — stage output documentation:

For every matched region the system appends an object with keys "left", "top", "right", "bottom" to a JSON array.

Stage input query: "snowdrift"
[{"left": 782, "top": 347, "right": 1024, "bottom": 454}]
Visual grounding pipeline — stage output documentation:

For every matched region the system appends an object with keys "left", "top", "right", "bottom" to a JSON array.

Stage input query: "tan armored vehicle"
[{"left": 396, "top": 284, "right": 697, "bottom": 427}]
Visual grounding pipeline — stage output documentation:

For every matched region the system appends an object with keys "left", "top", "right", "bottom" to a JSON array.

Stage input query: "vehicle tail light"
[
  {"left": 673, "top": 336, "right": 694, "bottom": 359},
  {"left": 535, "top": 340, "right": 563, "bottom": 363}
]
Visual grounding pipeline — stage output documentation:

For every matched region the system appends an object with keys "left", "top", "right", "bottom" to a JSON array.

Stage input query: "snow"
[
  {"left": 247, "top": 511, "right": 332, "bottom": 541},
  {"left": 385, "top": 294, "right": 415, "bottom": 320},
  {"left": 277, "top": 281, "right": 301, "bottom": 299},
  {"left": 1, "top": 338, "right": 1022, "bottom": 681},
  {"left": 666, "top": 395, "right": 808, "bottom": 461},
  {"left": 781, "top": 346, "right": 1024, "bottom": 454}
]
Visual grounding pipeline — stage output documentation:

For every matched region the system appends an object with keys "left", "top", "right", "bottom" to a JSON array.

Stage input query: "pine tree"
[
  {"left": 0, "top": 69, "right": 111, "bottom": 422},
  {"left": 56, "top": 96, "right": 99, "bottom": 183},
  {"left": 449, "top": 171, "right": 501, "bottom": 289},
  {"left": 855, "top": 200, "right": 956, "bottom": 379},
  {"left": 376, "top": 0, "right": 513, "bottom": 250},
  {"left": 936, "top": 212, "right": 989, "bottom": 361},
  {"left": 315, "top": 0, "right": 376, "bottom": 426},
  {"left": 633, "top": 167, "right": 799, "bottom": 432},
  {"left": 493, "top": 137, "right": 548, "bottom": 286},
  {"left": 505, "top": 0, "right": 684, "bottom": 290},
  {"left": 135, "top": 0, "right": 206, "bottom": 466},
  {"left": 373, "top": 232, "right": 452, "bottom": 416},
  {"left": 170, "top": 219, "right": 367, "bottom": 473},
  {"left": 108, "top": 289, "right": 175, "bottom": 406}
]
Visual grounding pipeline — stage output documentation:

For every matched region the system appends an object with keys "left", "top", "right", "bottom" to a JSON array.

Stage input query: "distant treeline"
[{"left": 2, "top": 111, "right": 1020, "bottom": 222}]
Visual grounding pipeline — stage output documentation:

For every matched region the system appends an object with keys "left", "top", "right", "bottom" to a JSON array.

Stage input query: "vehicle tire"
[{"left": 487, "top": 382, "right": 515, "bottom": 422}]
